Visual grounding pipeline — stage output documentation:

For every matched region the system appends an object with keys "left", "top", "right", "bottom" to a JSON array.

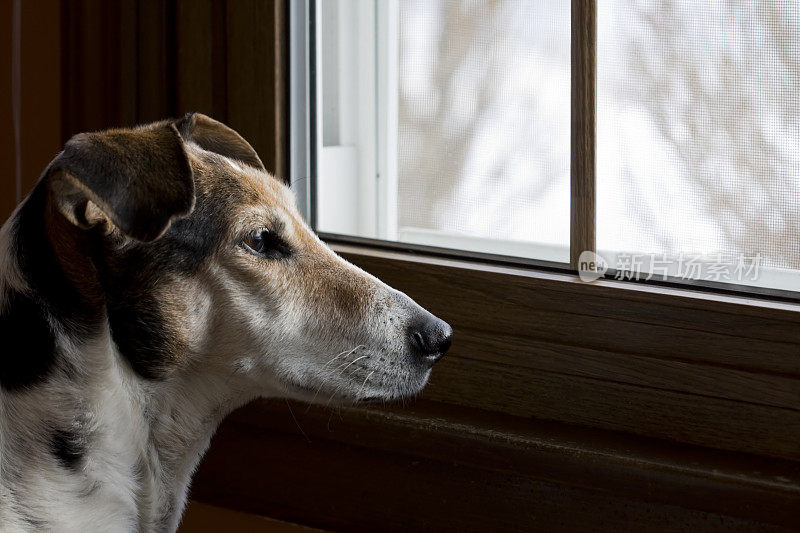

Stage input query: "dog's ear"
[
  {"left": 48, "top": 122, "right": 195, "bottom": 242},
  {"left": 174, "top": 112, "right": 265, "bottom": 171}
]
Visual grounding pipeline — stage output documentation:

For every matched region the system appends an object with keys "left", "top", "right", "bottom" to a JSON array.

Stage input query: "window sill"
[
  {"left": 191, "top": 399, "right": 800, "bottom": 530},
  {"left": 330, "top": 242, "right": 800, "bottom": 461}
]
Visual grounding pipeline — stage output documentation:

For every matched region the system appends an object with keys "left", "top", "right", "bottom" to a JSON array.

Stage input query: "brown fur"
[
  {"left": 176, "top": 113, "right": 265, "bottom": 171},
  {"left": 50, "top": 122, "right": 195, "bottom": 243}
]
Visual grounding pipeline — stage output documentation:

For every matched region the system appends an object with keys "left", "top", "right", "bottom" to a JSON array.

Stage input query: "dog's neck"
[
  {"left": 0, "top": 194, "right": 258, "bottom": 531},
  {"left": 136, "top": 357, "right": 256, "bottom": 530},
  {"left": 63, "top": 330, "right": 256, "bottom": 531}
]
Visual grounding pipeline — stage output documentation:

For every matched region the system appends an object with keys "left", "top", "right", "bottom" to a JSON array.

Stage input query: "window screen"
[
  {"left": 316, "top": 0, "right": 570, "bottom": 263},
  {"left": 597, "top": 1, "right": 800, "bottom": 289},
  {"left": 397, "top": 0, "right": 570, "bottom": 262}
]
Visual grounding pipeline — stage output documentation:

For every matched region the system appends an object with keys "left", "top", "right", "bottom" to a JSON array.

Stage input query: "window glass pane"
[
  {"left": 597, "top": 1, "right": 800, "bottom": 291},
  {"left": 316, "top": 0, "right": 571, "bottom": 263},
  {"left": 396, "top": 0, "right": 570, "bottom": 261}
]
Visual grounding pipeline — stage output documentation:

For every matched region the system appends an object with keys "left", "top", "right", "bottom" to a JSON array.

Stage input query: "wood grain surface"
[
  {"left": 191, "top": 399, "right": 800, "bottom": 531},
  {"left": 570, "top": 0, "right": 596, "bottom": 269}
]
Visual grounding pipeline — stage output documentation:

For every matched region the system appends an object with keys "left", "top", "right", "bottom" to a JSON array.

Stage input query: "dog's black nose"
[{"left": 408, "top": 314, "right": 453, "bottom": 366}]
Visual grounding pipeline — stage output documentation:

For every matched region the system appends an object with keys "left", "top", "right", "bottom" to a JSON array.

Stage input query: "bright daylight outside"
[{"left": 315, "top": 0, "right": 800, "bottom": 293}]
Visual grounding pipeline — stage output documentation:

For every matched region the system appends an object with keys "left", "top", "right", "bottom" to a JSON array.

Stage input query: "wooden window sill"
[{"left": 191, "top": 399, "right": 800, "bottom": 530}]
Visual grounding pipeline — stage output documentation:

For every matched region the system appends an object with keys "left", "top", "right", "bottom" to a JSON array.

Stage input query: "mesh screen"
[
  {"left": 597, "top": 1, "right": 800, "bottom": 273},
  {"left": 397, "top": 0, "right": 570, "bottom": 260}
]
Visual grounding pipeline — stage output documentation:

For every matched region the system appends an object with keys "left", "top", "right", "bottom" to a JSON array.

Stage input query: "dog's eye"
[{"left": 242, "top": 230, "right": 292, "bottom": 259}]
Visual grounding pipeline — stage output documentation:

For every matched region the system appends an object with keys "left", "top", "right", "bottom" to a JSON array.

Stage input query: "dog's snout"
[{"left": 408, "top": 314, "right": 453, "bottom": 366}]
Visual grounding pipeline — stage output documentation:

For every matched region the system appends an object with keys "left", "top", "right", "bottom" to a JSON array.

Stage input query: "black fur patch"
[
  {"left": 105, "top": 290, "right": 180, "bottom": 380},
  {"left": 3, "top": 170, "right": 223, "bottom": 383},
  {"left": 0, "top": 180, "right": 103, "bottom": 391},
  {"left": 14, "top": 180, "right": 101, "bottom": 330},
  {"left": 51, "top": 428, "right": 86, "bottom": 471},
  {"left": 90, "top": 181, "right": 231, "bottom": 379},
  {"left": 0, "top": 289, "right": 57, "bottom": 391}
]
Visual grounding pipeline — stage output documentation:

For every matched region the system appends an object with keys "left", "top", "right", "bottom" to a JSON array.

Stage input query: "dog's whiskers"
[
  {"left": 321, "top": 345, "right": 364, "bottom": 371},
  {"left": 324, "top": 382, "right": 343, "bottom": 409},
  {"left": 305, "top": 345, "right": 366, "bottom": 411},
  {"left": 337, "top": 354, "right": 369, "bottom": 374},
  {"left": 355, "top": 370, "right": 375, "bottom": 402}
]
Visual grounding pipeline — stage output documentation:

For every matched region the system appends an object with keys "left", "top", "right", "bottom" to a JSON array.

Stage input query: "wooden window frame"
[
  {"left": 570, "top": 0, "right": 595, "bottom": 269},
  {"left": 303, "top": 0, "right": 798, "bottom": 301}
]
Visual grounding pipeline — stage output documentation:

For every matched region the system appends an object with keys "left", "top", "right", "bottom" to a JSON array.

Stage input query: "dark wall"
[
  {"left": 62, "top": 0, "right": 289, "bottom": 177},
  {"left": 1, "top": 0, "right": 62, "bottom": 222},
  {"left": 2, "top": 0, "right": 289, "bottom": 223}
]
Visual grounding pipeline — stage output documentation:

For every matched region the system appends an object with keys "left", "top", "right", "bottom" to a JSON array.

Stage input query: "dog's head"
[{"left": 42, "top": 113, "right": 451, "bottom": 403}]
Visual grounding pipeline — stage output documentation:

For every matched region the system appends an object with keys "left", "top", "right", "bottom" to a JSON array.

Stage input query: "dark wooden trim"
[
  {"left": 191, "top": 399, "right": 800, "bottom": 531},
  {"left": 321, "top": 232, "right": 800, "bottom": 303},
  {"left": 175, "top": 0, "right": 222, "bottom": 119},
  {"left": 18, "top": 0, "right": 61, "bottom": 196},
  {"left": 136, "top": 0, "right": 170, "bottom": 123},
  {"left": 180, "top": 501, "right": 323, "bottom": 532},
  {"left": 1, "top": 0, "right": 14, "bottom": 221},
  {"left": 570, "top": 0, "right": 596, "bottom": 269},
  {"left": 61, "top": 0, "right": 138, "bottom": 136},
  {"left": 273, "top": 0, "right": 290, "bottom": 181},
  {"left": 210, "top": 0, "right": 228, "bottom": 122},
  {"left": 117, "top": 0, "right": 139, "bottom": 127},
  {"left": 224, "top": 0, "right": 290, "bottom": 178}
]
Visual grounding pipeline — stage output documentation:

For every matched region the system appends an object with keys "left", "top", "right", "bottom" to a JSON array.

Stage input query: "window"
[
  {"left": 293, "top": 0, "right": 800, "bottom": 296},
  {"left": 312, "top": 0, "right": 571, "bottom": 264}
]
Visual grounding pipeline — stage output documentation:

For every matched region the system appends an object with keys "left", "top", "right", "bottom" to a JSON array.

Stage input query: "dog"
[{"left": 0, "top": 113, "right": 452, "bottom": 532}]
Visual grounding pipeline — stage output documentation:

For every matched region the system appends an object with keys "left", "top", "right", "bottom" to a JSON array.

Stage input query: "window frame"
[{"left": 293, "top": 0, "right": 800, "bottom": 302}]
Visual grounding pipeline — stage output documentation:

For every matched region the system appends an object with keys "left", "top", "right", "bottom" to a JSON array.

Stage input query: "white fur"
[{"left": 0, "top": 321, "right": 262, "bottom": 532}]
